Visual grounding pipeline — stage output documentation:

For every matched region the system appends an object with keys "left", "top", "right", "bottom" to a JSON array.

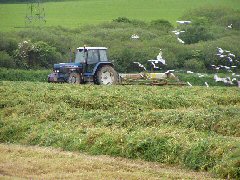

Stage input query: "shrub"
[
  {"left": 150, "top": 19, "right": 174, "bottom": 31},
  {"left": 113, "top": 17, "right": 131, "bottom": 23},
  {"left": 0, "top": 51, "right": 15, "bottom": 68},
  {"left": 179, "top": 18, "right": 214, "bottom": 44},
  {"left": 0, "top": 35, "right": 18, "bottom": 56},
  {"left": 184, "top": 58, "right": 206, "bottom": 72},
  {"left": 14, "top": 40, "right": 62, "bottom": 69}
]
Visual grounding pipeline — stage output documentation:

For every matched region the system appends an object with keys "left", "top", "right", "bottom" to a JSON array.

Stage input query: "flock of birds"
[
  {"left": 132, "top": 46, "right": 239, "bottom": 87},
  {"left": 211, "top": 47, "right": 239, "bottom": 71},
  {"left": 134, "top": 49, "right": 166, "bottom": 71},
  {"left": 130, "top": 20, "right": 239, "bottom": 87},
  {"left": 131, "top": 20, "right": 233, "bottom": 44}
]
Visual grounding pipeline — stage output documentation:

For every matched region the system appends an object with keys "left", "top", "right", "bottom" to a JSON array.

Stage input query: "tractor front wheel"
[
  {"left": 96, "top": 65, "right": 119, "bottom": 85},
  {"left": 68, "top": 73, "right": 81, "bottom": 84}
]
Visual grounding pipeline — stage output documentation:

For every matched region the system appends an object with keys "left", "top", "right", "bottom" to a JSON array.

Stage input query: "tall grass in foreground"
[{"left": 0, "top": 81, "right": 239, "bottom": 178}]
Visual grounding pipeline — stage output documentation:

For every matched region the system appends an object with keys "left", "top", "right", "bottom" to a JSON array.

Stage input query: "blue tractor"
[{"left": 48, "top": 46, "right": 119, "bottom": 85}]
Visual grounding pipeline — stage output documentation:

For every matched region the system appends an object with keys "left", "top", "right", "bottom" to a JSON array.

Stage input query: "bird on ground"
[
  {"left": 133, "top": 62, "right": 146, "bottom": 71},
  {"left": 187, "top": 71, "right": 194, "bottom": 74}
]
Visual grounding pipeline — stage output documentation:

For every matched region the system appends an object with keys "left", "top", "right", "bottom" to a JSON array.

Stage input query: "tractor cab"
[
  {"left": 48, "top": 46, "right": 119, "bottom": 85},
  {"left": 75, "top": 47, "right": 108, "bottom": 73}
]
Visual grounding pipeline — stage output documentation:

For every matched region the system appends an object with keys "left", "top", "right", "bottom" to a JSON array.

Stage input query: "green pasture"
[{"left": 1, "top": 0, "right": 240, "bottom": 32}]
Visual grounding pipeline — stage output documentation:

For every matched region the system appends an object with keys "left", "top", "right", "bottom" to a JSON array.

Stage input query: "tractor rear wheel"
[
  {"left": 96, "top": 65, "right": 119, "bottom": 85},
  {"left": 68, "top": 73, "right": 81, "bottom": 84}
]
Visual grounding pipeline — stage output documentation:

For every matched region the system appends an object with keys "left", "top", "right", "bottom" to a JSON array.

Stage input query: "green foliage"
[
  {"left": 0, "top": 68, "right": 51, "bottom": 81},
  {"left": 184, "top": 141, "right": 215, "bottom": 170},
  {"left": 14, "top": 40, "right": 61, "bottom": 69},
  {"left": 184, "top": 59, "right": 206, "bottom": 71},
  {"left": 179, "top": 18, "right": 214, "bottom": 44},
  {"left": 113, "top": 17, "right": 131, "bottom": 23},
  {"left": 0, "top": 5, "right": 240, "bottom": 72},
  {"left": 0, "top": 51, "right": 15, "bottom": 68},
  {"left": 150, "top": 19, "right": 174, "bottom": 31}
]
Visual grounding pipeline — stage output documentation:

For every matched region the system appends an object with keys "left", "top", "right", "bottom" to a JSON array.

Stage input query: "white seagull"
[
  {"left": 131, "top": 34, "right": 139, "bottom": 39},
  {"left": 228, "top": 53, "right": 235, "bottom": 57},
  {"left": 205, "top": 82, "right": 209, "bottom": 87},
  {"left": 133, "top": 62, "right": 146, "bottom": 71},
  {"left": 176, "top": 20, "right": 191, "bottom": 25},
  {"left": 227, "top": 24, "right": 232, "bottom": 29},
  {"left": 150, "top": 62, "right": 160, "bottom": 69},
  {"left": 187, "top": 81, "right": 193, "bottom": 86},
  {"left": 177, "top": 37, "right": 185, "bottom": 44},
  {"left": 217, "top": 47, "right": 224, "bottom": 54}
]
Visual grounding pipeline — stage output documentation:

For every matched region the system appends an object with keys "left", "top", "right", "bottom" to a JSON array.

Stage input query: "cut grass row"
[
  {"left": 0, "top": 81, "right": 239, "bottom": 178},
  {"left": 0, "top": 143, "right": 215, "bottom": 179},
  {"left": 1, "top": 0, "right": 240, "bottom": 32}
]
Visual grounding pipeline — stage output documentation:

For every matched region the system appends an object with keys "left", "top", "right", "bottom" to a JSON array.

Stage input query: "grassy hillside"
[
  {"left": 0, "top": 143, "right": 216, "bottom": 179},
  {"left": 0, "top": 81, "right": 239, "bottom": 178},
  {"left": 0, "top": 0, "right": 240, "bottom": 32}
]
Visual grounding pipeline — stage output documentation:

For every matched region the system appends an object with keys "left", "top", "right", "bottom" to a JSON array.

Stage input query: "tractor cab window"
[
  {"left": 99, "top": 50, "right": 108, "bottom": 61},
  {"left": 87, "top": 49, "right": 99, "bottom": 64},
  {"left": 75, "top": 49, "right": 85, "bottom": 63}
]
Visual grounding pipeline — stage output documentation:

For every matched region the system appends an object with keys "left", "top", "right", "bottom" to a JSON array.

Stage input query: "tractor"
[{"left": 48, "top": 46, "right": 119, "bottom": 85}]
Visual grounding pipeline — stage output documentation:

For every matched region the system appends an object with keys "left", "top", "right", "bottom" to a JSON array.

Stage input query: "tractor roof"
[{"left": 77, "top": 47, "right": 107, "bottom": 50}]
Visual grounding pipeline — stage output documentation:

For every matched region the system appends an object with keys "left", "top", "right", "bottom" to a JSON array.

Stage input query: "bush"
[
  {"left": 14, "top": 40, "right": 62, "bottom": 69},
  {"left": 150, "top": 19, "right": 174, "bottom": 31},
  {"left": 0, "top": 51, "right": 15, "bottom": 68},
  {"left": 179, "top": 18, "right": 214, "bottom": 44},
  {"left": 0, "top": 35, "right": 18, "bottom": 56},
  {"left": 184, "top": 58, "right": 206, "bottom": 72},
  {"left": 113, "top": 17, "right": 131, "bottom": 23}
]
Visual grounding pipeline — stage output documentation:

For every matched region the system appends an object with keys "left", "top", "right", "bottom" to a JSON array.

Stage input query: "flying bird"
[
  {"left": 187, "top": 81, "right": 193, "bottom": 86},
  {"left": 227, "top": 24, "right": 233, "bottom": 29},
  {"left": 205, "top": 82, "right": 209, "bottom": 87},
  {"left": 131, "top": 34, "right": 139, "bottom": 39},
  {"left": 133, "top": 62, "right": 146, "bottom": 71},
  {"left": 217, "top": 47, "right": 224, "bottom": 54},
  {"left": 228, "top": 53, "right": 235, "bottom": 57},
  {"left": 177, "top": 37, "right": 185, "bottom": 44},
  {"left": 176, "top": 20, "right": 191, "bottom": 25},
  {"left": 150, "top": 61, "right": 160, "bottom": 69}
]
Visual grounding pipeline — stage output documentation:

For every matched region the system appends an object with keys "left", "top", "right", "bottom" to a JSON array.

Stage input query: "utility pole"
[{"left": 25, "top": 0, "right": 46, "bottom": 27}]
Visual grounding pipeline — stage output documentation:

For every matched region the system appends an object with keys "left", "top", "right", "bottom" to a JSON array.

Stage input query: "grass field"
[
  {"left": 0, "top": 0, "right": 240, "bottom": 32},
  {"left": 0, "top": 81, "right": 239, "bottom": 178},
  {"left": 0, "top": 143, "right": 216, "bottom": 179}
]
